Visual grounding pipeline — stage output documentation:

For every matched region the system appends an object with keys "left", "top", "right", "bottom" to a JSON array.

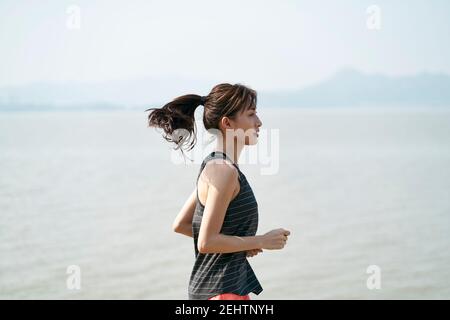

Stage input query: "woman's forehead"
[{"left": 244, "top": 105, "right": 256, "bottom": 112}]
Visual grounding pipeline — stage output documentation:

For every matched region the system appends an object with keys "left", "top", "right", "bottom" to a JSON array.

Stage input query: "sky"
[{"left": 0, "top": 0, "right": 449, "bottom": 91}]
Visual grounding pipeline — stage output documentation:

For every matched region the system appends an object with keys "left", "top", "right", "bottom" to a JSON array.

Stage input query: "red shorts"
[{"left": 208, "top": 293, "right": 250, "bottom": 300}]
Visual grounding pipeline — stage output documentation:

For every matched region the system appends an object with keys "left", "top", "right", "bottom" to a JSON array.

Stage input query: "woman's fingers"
[{"left": 246, "top": 249, "right": 263, "bottom": 257}]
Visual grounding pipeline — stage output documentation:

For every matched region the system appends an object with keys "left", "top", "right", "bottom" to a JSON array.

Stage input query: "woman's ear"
[{"left": 219, "top": 116, "right": 233, "bottom": 131}]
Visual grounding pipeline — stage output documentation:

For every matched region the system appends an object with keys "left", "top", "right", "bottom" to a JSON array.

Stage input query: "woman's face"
[{"left": 227, "top": 105, "right": 262, "bottom": 145}]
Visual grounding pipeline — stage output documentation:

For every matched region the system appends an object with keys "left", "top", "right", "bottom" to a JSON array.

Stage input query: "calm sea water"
[{"left": 1, "top": 107, "right": 449, "bottom": 299}]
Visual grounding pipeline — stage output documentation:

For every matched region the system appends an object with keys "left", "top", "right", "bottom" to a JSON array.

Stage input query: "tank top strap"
[
  {"left": 196, "top": 151, "right": 241, "bottom": 183},
  {"left": 211, "top": 151, "right": 240, "bottom": 171}
]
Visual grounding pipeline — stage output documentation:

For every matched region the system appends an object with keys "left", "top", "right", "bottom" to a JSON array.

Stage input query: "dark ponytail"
[
  {"left": 146, "top": 94, "right": 205, "bottom": 152},
  {"left": 147, "top": 83, "right": 257, "bottom": 154}
]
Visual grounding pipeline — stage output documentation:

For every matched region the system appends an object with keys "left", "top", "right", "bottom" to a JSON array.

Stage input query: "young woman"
[{"left": 147, "top": 83, "right": 291, "bottom": 300}]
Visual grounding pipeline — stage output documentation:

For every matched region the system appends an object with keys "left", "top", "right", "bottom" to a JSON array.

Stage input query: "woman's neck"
[{"left": 214, "top": 138, "right": 243, "bottom": 165}]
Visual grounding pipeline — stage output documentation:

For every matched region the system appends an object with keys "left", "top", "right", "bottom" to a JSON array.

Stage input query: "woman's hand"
[
  {"left": 246, "top": 248, "right": 263, "bottom": 258},
  {"left": 260, "top": 228, "right": 290, "bottom": 250}
]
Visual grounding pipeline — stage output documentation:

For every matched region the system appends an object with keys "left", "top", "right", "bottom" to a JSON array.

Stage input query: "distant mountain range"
[
  {"left": 259, "top": 68, "right": 450, "bottom": 108},
  {"left": 1, "top": 68, "right": 449, "bottom": 111}
]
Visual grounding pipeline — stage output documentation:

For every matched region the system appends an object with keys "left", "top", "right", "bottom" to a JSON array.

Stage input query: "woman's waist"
[{"left": 190, "top": 252, "right": 247, "bottom": 277}]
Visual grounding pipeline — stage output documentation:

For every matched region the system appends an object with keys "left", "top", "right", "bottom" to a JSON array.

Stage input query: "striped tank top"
[{"left": 188, "top": 151, "right": 263, "bottom": 300}]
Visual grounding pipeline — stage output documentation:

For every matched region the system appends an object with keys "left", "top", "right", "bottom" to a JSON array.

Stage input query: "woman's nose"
[{"left": 256, "top": 115, "right": 262, "bottom": 127}]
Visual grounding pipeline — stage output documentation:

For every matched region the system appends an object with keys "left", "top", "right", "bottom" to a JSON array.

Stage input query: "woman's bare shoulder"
[{"left": 201, "top": 158, "right": 239, "bottom": 187}]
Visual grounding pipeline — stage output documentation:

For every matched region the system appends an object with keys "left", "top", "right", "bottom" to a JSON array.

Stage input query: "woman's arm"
[
  {"left": 174, "top": 162, "right": 290, "bottom": 252},
  {"left": 172, "top": 188, "right": 196, "bottom": 237},
  {"left": 197, "top": 162, "right": 265, "bottom": 254}
]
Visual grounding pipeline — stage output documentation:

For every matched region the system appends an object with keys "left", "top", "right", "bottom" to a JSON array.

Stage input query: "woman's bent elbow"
[
  {"left": 197, "top": 240, "right": 211, "bottom": 254},
  {"left": 197, "top": 242, "right": 206, "bottom": 254},
  {"left": 172, "top": 222, "right": 183, "bottom": 234}
]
